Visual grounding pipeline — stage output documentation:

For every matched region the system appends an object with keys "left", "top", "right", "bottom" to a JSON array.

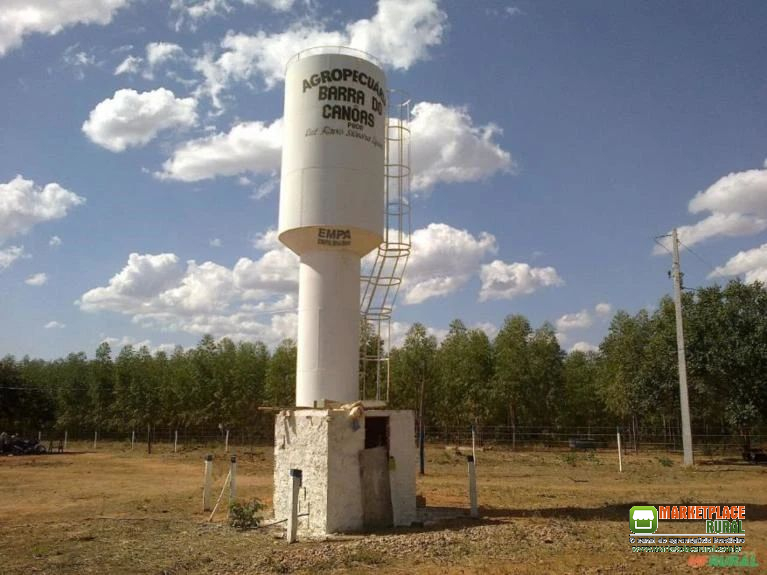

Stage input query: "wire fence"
[
  {"left": 425, "top": 425, "right": 763, "bottom": 455},
  {"left": 11, "top": 425, "right": 274, "bottom": 453},
  {"left": 9, "top": 422, "right": 763, "bottom": 456}
]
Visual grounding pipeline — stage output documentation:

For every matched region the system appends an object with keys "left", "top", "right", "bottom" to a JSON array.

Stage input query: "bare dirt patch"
[{"left": 1, "top": 443, "right": 764, "bottom": 574}]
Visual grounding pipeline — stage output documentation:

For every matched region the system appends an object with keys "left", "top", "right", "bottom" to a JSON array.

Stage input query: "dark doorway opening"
[
  {"left": 361, "top": 415, "right": 393, "bottom": 529},
  {"left": 365, "top": 416, "right": 389, "bottom": 450}
]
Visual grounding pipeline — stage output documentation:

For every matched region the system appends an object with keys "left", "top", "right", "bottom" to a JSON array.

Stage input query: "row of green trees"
[
  {"left": 387, "top": 280, "right": 766, "bottom": 442},
  {"left": 1, "top": 280, "right": 765, "bottom": 440},
  {"left": 0, "top": 335, "right": 296, "bottom": 433}
]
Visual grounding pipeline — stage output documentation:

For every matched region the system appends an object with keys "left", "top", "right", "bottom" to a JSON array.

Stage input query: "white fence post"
[
  {"left": 93, "top": 430, "right": 98, "bottom": 449},
  {"left": 467, "top": 455, "right": 478, "bottom": 518},
  {"left": 224, "top": 429, "right": 230, "bottom": 453},
  {"left": 63, "top": 430, "right": 68, "bottom": 451},
  {"left": 203, "top": 454, "right": 214, "bottom": 512},
  {"left": 174, "top": 429, "right": 178, "bottom": 454},
  {"left": 617, "top": 428, "right": 623, "bottom": 473},
  {"left": 131, "top": 430, "right": 135, "bottom": 450},
  {"left": 229, "top": 455, "right": 237, "bottom": 506}
]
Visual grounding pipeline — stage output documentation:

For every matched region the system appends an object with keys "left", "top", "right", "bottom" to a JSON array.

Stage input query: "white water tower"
[
  {"left": 273, "top": 47, "right": 416, "bottom": 537},
  {"left": 278, "top": 47, "right": 387, "bottom": 407}
]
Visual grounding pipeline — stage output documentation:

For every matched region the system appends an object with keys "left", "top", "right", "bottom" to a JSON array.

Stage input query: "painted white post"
[
  {"left": 224, "top": 429, "right": 230, "bottom": 453},
  {"left": 617, "top": 429, "right": 623, "bottom": 473},
  {"left": 471, "top": 424, "right": 477, "bottom": 466},
  {"left": 131, "top": 430, "right": 135, "bottom": 450},
  {"left": 174, "top": 429, "right": 178, "bottom": 454},
  {"left": 287, "top": 469, "right": 302, "bottom": 543},
  {"left": 38, "top": 431, "right": 42, "bottom": 442},
  {"left": 63, "top": 430, "right": 68, "bottom": 451},
  {"left": 93, "top": 430, "right": 98, "bottom": 449},
  {"left": 229, "top": 455, "right": 237, "bottom": 506},
  {"left": 467, "top": 455, "right": 478, "bottom": 518},
  {"left": 203, "top": 454, "right": 214, "bottom": 512}
]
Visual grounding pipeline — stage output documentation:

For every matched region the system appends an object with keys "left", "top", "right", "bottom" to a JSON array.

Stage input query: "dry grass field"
[{"left": 1, "top": 442, "right": 765, "bottom": 574}]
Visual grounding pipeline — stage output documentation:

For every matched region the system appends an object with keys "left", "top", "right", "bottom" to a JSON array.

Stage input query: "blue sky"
[{"left": 1, "top": 0, "right": 766, "bottom": 359}]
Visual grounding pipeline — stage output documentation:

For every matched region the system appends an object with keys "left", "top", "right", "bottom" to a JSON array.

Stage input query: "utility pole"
[{"left": 671, "top": 228, "right": 694, "bottom": 466}]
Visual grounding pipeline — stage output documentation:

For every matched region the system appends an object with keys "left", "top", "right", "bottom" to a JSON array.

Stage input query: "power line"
[
  {"left": 653, "top": 236, "right": 673, "bottom": 256},
  {"left": 677, "top": 239, "right": 719, "bottom": 276}
]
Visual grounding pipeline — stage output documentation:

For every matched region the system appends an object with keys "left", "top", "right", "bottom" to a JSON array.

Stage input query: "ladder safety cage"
[{"left": 359, "top": 91, "right": 412, "bottom": 402}]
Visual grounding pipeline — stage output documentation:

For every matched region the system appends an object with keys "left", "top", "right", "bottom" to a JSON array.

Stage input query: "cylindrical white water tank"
[
  {"left": 296, "top": 251, "right": 360, "bottom": 407},
  {"left": 279, "top": 48, "right": 387, "bottom": 406}
]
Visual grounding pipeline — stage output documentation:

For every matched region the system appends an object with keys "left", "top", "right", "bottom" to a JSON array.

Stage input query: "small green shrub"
[
  {"left": 656, "top": 456, "right": 673, "bottom": 468},
  {"left": 560, "top": 452, "right": 579, "bottom": 466},
  {"left": 585, "top": 451, "right": 602, "bottom": 465},
  {"left": 229, "top": 498, "right": 265, "bottom": 530}
]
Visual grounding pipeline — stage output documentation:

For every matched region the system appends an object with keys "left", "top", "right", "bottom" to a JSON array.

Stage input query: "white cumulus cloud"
[
  {"left": 654, "top": 168, "right": 767, "bottom": 254},
  {"left": 594, "top": 302, "right": 612, "bottom": 317},
  {"left": 114, "top": 55, "right": 142, "bottom": 75},
  {"left": 44, "top": 321, "right": 66, "bottom": 329},
  {"left": 49, "top": 235, "right": 62, "bottom": 247},
  {"left": 654, "top": 213, "right": 767, "bottom": 255},
  {"left": 78, "top": 237, "right": 300, "bottom": 347},
  {"left": 410, "top": 102, "right": 513, "bottom": 191},
  {"left": 0, "top": 0, "right": 131, "bottom": 57},
  {"left": 233, "top": 232, "right": 298, "bottom": 299},
  {"left": 0, "top": 246, "right": 26, "bottom": 271},
  {"left": 345, "top": 0, "right": 446, "bottom": 69},
  {"left": 115, "top": 43, "right": 187, "bottom": 78},
  {"left": 689, "top": 169, "right": 767, "bottom": 218},
  {"left": 555, "top": 303, "right": 611, "bottom": 332},
  {"left": 472, "top": 321, "right": 499, "bottom": 340},
  {"left": 146, "top": 42, "right": 184, "bottom": 68},
  {"left": 170, "top": 0, "right": 295, "bottom": 31},
  {"left": 158, "top": 119, "right": 282, "bottom": 181},
  {"left": 82, "top": 88, "right": 197, "bottom": 152},
  {"left": 710, "top": 243, "right": 767, "bottom": 284},
  {"left": 404, "top": 223, "right": 497, "bottom": 304},
  {"left": 171, "top": 0, "right": 230, "bottom": 28},
  {"left": 0, "top": 175, "right": 85, "bottom": 243},
  {"left": 25, "top": 272, "right": 48, "bottom": 286},
  {"left": 570, "top": 341, "right": 598, "bottom": 353},
  {"left": 251, "top": 177, "right": 278, "bottom": 200},
  {"left": 78, "top": 253, "right": 186, "bottom": 312},
  {"left": 157, "top": 260, "right": 236, "bottom": 313},
  {"left": 479, "top": 260, "right": 563, "bottom": 302},
  {"left": 160, "top": 101, "right": 512, "bottom": 191},
  {"left": 194, "top": 0, "right": 445, "bottom": 106},
  {"left": 62, "top": 45, "right": 98, "bottom": 79},
  {"left": 556, "top": 309, "right": 593, "bottom": 332}
]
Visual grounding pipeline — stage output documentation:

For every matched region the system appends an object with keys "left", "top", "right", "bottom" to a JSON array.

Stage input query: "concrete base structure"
[{"left": 273, "top": 409, "right": 417, "bottom": 537}]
